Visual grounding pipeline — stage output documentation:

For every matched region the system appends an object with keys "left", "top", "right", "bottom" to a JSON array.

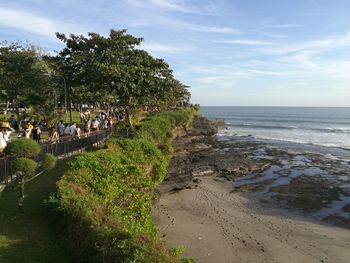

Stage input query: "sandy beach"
[{"left": 153, "top": 176, "right": 350, "bottom": 263}]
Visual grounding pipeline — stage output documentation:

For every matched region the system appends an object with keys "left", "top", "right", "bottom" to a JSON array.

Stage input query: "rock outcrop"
[{"left": 157, "top": 115, "right": 269, "bottom": 193}]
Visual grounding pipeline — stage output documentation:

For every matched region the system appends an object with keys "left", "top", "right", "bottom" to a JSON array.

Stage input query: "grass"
[{"left": 0, "top": 160, "right": 75, "bottom": 263}]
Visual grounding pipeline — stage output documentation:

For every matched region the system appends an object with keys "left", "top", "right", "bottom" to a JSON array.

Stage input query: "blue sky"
[{"left": 1, "top": 0, "right": 350, "bottom": 106}]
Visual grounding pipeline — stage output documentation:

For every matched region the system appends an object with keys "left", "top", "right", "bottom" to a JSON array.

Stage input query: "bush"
[
  {"left": 135, "top": 108, "right": 198, "bottom": 146},
  {"left": 43, "top": 153, "right": 57, "bottom": 170},
  {"left": 55, "top": 108, "right": 198, "bottom": 262},
  {"left": 105, "top": 138, "right": 168, "bottom": 184},
  {"left": 12, "top": 157, "right": 37, "bottom": 176},
  {"left": 4, "top": 138, "right": 41, "bottom": 158}
]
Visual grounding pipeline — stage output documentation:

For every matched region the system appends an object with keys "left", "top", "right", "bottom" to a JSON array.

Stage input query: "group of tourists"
[
  {"left": 0, "top": 110, "right": 123, "bottom": 154},
  {"left": 81, "top": 110, "right": 116, "bottom": 135},
  {"left": 54, "top": 121, "right": 81, "bottom": 141},
  {"left": 0, "top": 116, "right": 44, "bottom": 153}
]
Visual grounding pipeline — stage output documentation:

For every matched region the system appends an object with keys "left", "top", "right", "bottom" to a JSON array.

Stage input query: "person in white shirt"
[
  {"left": 64, "top": 124, "right": 71, "bottom": 136},
  {"left": 58, "top": 121, "right": 65, "bottom": 136},
  {"left": 91, "top": 119, "right": 99, "bottom": 132},
  {"left": 69, "top": 122, "right": 77, "bottom": 136},
  {"left": 76, "top": 126, "right": 81, "bottom": 138},
  {"left": 0, "top": 126, "right": 14, "bottom": 153}
]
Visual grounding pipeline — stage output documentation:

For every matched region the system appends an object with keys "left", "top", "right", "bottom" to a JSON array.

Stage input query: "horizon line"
[{"left": 199, "top": 105, "right": 350, "bottom": 108}]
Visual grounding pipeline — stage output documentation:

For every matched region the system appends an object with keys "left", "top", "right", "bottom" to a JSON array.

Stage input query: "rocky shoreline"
[
  {"left": 153, "top": 115, "right": 350, "bottom": 263},
  {"left": 158, "top": 115, "right": 350, "bottom": 230},
  {"left": 158, "top": 116, "right": 270, "bottom": 193}
]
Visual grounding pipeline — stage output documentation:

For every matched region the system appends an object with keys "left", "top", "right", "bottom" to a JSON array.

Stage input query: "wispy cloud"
[
  {"left": 141, "top": 42, "right": 192, "bottom": 55},
  {"left": 188, "top": 25, "right": 237, "bottom": 33},
  {"left": 127, "top": 14, "right": 238, "bottom": 34},
  {"left": 218, "top": 39, "right": 273, "bottom": 45},
  {"left": 124, "top": 0, "right": 215, "bottom": 15},
  {"left": 0, "top": 7, "right": 88, "bottom": 39},
  {"left": 259, "top": 31, "right": 350, "bottom": 55},
  {"left": 257, "top": 23, "right": 302, "bottom": 31}
]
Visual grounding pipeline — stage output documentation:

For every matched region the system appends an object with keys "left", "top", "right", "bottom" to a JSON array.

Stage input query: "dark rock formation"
[
  {"left": 189, "top": 116, "right": 224, "bottom": 136},
  {"left": 157, "top": 115, "right": 268, "bottom": 194}
]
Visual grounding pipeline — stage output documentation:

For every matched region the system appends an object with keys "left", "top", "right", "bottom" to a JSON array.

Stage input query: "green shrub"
[
  {"left": 5, "top": 139, "right": 41, "bottom": 210},
  {"left": 43, "top": 153, "right": 57, "bottom": 170},
  {"left": 4, "top": 138, "right": 41, "bottom": 158},
  {"left": 55, "top": 108, "right": 198, "bottom": 262},
  {"left": 13, "top": 157, "right": 38, "bottom": 210},
  {"left": 106, "top": 138, "right": 168, "bottom": 184},
  {"left": 13, "top": 157, "right": 37, "bottom": 176}
]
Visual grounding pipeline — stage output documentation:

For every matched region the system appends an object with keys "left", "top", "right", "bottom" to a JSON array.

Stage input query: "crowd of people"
[{"left": 0, "top": 110, "right": 123, "bottom": 154}]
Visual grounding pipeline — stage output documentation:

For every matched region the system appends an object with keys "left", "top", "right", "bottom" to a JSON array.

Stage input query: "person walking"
[
  {"left": 9, "top": 115, "right": 17, "bottom": 130},
  {"left": 69, "top": 122, "right": 77, "bottom": 136},
  {"left": 0, "top": 125, "right": 14, "bottom": 153},
  {"left": 56, "top": 120, "right": 65, "bottom": 136},
  {"left": 32, "top": 123, "right": 41, "bottom": 143},
  {"left": 91, "top": 118, "right": 99, "bottom": 132},
  {"left": 23, "top": 122, "right": 33, "bottom": 138},
  {"left": 49, "top": 127, "right": 59, "bottom": 144},
  {"left": 84, "top": 119, "right": 91, "bottom": 136}
]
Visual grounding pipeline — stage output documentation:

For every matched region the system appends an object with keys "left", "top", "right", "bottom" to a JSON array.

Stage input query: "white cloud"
[
  {"left": 149, "top": 0, "right": 188, "bottom": 12},
  {"left": 141, "top": 42, "right": 192, "bottom": 55},
  {"left": 256, "top": 22, "right": 302, "bottom": 31},
  {"left": 125, "top": 0, "right": 215, "bottom": 15},
  {"left": 259, "top": 31, "right": 350, "bottom": 55},
  {"left": 218, "top": 39, "right": 273, "bottom": 45},
  {"left": 188, "top": 25, "right": 237, "bottom": 33},
  {"left": 127, "top": 13, "right": 237, "bottom": 34},
  {"left": 0, "top": 7, "right": 88, "bottom": 39}
]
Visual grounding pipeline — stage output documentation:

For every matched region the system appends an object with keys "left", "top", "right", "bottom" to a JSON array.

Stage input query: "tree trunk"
[
  {"left": 5, "top": 101, "right": 9, "bottom": 115},
  {"left": 53, "top": 88, "right": 58, "bottom": 108},
  {"left": 125, "top": 108, "right": 133, "bottom": 127},
  {"left": 69, "top": 100, "right": 73, "bottom": 123},
  {"left": 18, "top": 175, "right": 25, "bottom": 211},
  {"left": 125, "top": 108, "right": 134, "bottom": 138},
  {"left": 15, "top": 102, "right": 20, "bottom": 121}
]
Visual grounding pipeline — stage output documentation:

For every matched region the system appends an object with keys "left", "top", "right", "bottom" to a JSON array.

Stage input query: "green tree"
[
  {"left": 55, "top": 29, "right": 190, "bottom": 128},
  {"left": 4, "top": 139, "right": 41, "bottom": 210},
  {"left": 0, "top": 42, "right": 52, "bottom": 119}
]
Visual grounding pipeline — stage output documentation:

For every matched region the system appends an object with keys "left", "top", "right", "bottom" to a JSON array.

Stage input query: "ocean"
[
  {"left": 200, "top": 106, "right": 350, "bottom": 159},
  {"left": 201, "top": 107, "right": 350, "bottom": 222}
]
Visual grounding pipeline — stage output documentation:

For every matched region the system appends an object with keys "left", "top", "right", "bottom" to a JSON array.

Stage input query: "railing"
[{"left": 0, "top": 129, "right": 112, "bottom": 186}]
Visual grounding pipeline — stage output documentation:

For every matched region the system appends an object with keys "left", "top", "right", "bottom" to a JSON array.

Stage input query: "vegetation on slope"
[
  {"left": 0, "top": 160, "right": 75, "bottom": 263},
  {"left": 54, "top": 108, "right": 197, "bottom": 262}
]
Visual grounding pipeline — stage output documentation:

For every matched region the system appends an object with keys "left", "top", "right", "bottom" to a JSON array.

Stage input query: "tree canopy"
[
  {"left": 0, "top": 43, "right": 52, "bottom": 118},
  {"left": 55, "top": 29, "right": 190, "bottom": 125},
  {"left": 0, "top": 29, "right": 191, "bottom": 125}
]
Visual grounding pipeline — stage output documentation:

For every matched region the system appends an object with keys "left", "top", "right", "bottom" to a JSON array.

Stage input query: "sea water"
[
  {"left": 201, "top": 106, "right": 350, "bottom": 159},
  {"left": 201, "top": 107, "right": 350, "bottom": 220}
]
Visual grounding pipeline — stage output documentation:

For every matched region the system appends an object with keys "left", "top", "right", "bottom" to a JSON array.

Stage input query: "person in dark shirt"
[{"left": 32, "top": 123, "right": 41, "bottom": 143}]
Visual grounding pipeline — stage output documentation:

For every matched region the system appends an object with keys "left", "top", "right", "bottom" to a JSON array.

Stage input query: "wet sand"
[{"left": 153, "top": 176, "right": 350, "bottom": 263}]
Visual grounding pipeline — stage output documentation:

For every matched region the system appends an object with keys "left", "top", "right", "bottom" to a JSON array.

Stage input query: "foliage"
[
  {"left": 55, "top": 30, "right": 190, "bottom": 126},
  {"left": 0, "top": 159, "right": 75, "bottom": 263},
  {"left": 4, "top": 138, "right": 41, "bottom": 210},
  {"left": 135, "top": 108, "right": 198, "bottom": 147},
  {"left": 43, "top": 153, "right": 57, "bottom": 170},
  {"left": 4, "top": 138, "right": 41, "bottom": 158},
  {"left": 55, "top": 109, "right": 197, "bottom": 262},
  {"left": 0, "top": 42, "right": 53, "bottom": 118},
  {"left": 12, "top": 157, "right": 37, "bottom": 176}
]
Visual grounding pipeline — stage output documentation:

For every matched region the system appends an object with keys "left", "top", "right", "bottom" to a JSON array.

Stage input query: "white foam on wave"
[{"left": 218, "top": 126, "right": 350, "bottom": 151}]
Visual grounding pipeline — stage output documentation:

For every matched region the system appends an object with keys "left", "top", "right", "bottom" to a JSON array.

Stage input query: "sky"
[{"left": 1, "top": 0, "right": 350, "bottom": 106}]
